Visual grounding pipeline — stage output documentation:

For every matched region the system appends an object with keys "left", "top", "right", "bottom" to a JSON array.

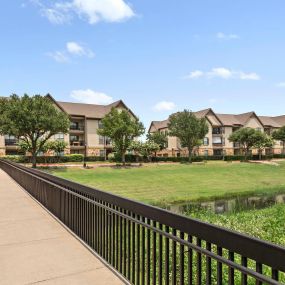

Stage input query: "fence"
[{"left": 0, "top": 159, "right": 285, "bottom": 285}]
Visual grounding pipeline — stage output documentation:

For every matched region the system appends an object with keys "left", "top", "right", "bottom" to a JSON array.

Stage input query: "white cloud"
[
  {"left": 47, "top": 41, "right": 94, "bottom": 62},
  {"left": 277, "top": 82, "right": 285, "bottom": 88},
  {"left": 70, "top": 89, "right": 113, "bottom": 105},
  {"left": 216, "top": 32, "right": 240, "bottom": 40},
  {"left": 184, "top": 70, "right": 204, "bottom": 79},
  {"left": 66, "top": 42, "right": 94, "bottom": 58},
  {"left": 153, "top": 101, "right": 176, "bottom": 112},
  {"left": 184, "top": 67, "right": 260, "bottom": 81},
  {"left": 239, "top": 72, "right": 260, "bottom": 80},
  {"left": 46, "top": 51, "right": 69, "bottom": 63},
  {"left": 31, "top": 0, "right": 135, "bottom": 25},
  {"left": 209, "top": 67, "right": 233, "bottom": 79}
]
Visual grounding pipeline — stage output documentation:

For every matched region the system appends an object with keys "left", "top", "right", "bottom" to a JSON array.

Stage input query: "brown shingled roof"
[
  {"left": 150, "top": 109, "right": 285, "bottom": 132},
  {"left": 259, "top": 116, "right": 281, "bottom": 128},
  {"left": 273, "top": 115, "right": 285, "bottom": 127},
  {"left": 216, "top": 113, "right": 242, "bottom": 126},
  {"left": 57, "top": 100, "right": 134, "bottom": 119}
]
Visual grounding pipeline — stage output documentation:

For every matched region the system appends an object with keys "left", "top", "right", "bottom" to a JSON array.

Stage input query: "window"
[
  {"left": 99, "top": 136, "right": 105, "bottom": 145},
  {"left": 98, "top": 121, "right": 104, "bottom": 129},
  {"left": 100, "top": 150, "right": 105, "bottom": 157},
  {"left": 54, "top": 133, "right": 64, "bottom": 141},
  {"left": 4, "top": 135, "right": 17, "bottom": 145},
  {"left": 213, "top": 136, "right": 222, "bottom": 144},
  {"left": 4, "top": 134, "right": 16, "bottom": 140},
  {"left": 203, "top": 137, "right": 209, "bottom": 146},
  {"left": 212, "top": 127, "right": 222, "bottom": 135},
  {"left": 70, "top": 121, "right": 79, "bottom": 130},
  {"left": 204, "top": 150, "right": 209, "bottom": 156},
  {"left": 70, "top": 135, "right": 79, "bottom": 142},
  {"left": 213, "top": 149, "right": 223, "bottom": 156},
  {"left": 106, "top": 137, "right": 112, "bottom": 145}
]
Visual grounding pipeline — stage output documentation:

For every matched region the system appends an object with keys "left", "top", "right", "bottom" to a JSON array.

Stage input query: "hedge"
[
  {"left": 3, "top": 153, "right": 285, "bottom": 164},
  {"left": 3, "top": 154, "right": 104, "bottom": 164}
]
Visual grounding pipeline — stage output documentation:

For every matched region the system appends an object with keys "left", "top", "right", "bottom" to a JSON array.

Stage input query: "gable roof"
[
  {"left": 216, "top": 113, "right": 243, "bottom": 126},
  {"left": 57, "top": 99, "right": 136, "bottom": 119},
  {"left": 259, "top": 116, "right": 282, "bottom": 128},
  {"left": 150, "top": 109, "right": 285, "bottom": 132}
]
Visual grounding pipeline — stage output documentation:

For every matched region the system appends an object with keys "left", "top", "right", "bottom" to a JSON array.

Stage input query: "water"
[{"left": 167, "top": 192, "right": 285, "bottom": 215}]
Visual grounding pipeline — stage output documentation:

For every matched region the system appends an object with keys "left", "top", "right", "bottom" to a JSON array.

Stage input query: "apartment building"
[
  {"left": 149, "top": 108, "right": 285, "bottom": 157},
  {"left": 0, "top": 95, "right": 136, "bottom": 157}
]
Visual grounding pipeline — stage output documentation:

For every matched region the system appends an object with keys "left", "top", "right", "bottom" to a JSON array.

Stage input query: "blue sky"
[{"left": 1, "top": 0, "right": 285, "bottom": 129}]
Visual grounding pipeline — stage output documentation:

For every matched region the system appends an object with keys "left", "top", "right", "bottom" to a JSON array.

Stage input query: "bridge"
[
  {"left": 0, "top": 168, "right": 124, "bottom": 285},
  {"left": 0, "top": 159, "right": 285, "bottom": 285}
]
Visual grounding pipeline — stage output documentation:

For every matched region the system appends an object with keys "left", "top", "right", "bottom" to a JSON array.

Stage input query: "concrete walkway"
[{"left": 0, "top": 169, "right": 125, "bottom": 285}]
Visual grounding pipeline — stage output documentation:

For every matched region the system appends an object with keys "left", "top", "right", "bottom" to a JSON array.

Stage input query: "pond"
[{"left": 167, "top": 192, "right": 285, "bottom": 215}]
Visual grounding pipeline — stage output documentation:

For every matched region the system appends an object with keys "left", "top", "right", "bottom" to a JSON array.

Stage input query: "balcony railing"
[
  {"left": 5, "top": 139, "right": 18, "bottom": 146},
  {"left": 70, "top": 141, "right": 85, "bottom": 146},
  {"left": 70, "top": 125, "right": 85, "bottom": 131},
  {"left": 0, "top": 159, "right": 284, "bottom": 285}
]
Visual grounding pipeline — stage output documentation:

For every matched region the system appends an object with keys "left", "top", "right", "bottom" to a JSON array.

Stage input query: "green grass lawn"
[
  {"left": 47, "top": 161, "right": 285, "bottom": 206},
  {"left": 47, "top": 161, "right": 285, "bottom": 246}
]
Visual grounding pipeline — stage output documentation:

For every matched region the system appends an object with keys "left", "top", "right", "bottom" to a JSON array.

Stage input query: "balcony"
[
  {"left": 70, "top": 141, "right": 85, "bottom": 148},
  {"left": 233, "top": 142, "right": 241, "bottom": 148},
  {"left": 69, "top": 125, "right": 85, "bottom": 133},
  {"left": 5, "top": 139, "right": 18, "bottom": 146},
  {"left": 212, "top": 127, "right": 223, "bottom": 135}
]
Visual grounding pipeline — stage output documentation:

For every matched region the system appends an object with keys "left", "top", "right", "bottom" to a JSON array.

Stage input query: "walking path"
[{"left": 0, "top": 169, "right": 124, "bottom": 285}]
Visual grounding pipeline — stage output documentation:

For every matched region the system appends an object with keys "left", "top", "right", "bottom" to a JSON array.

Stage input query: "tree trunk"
[
  {"left": 31, "top": 153, "right": 37, "bottom": 168},
  {"left": 259, "top": 149, "right": 262, "bottom": 161},
  {"left": 244, "top": 148, "right": 248, "bottom": 161},
  {"left": 188, "top": 147, "right": 193, "bottom": 163},
  {"left": 122, "top": 152, "right": 126, "bottom": 166}
]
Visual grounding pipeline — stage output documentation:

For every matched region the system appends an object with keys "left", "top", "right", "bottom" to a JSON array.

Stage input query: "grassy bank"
[
  {"left": 47, "top": 161, "right": 285, "bottom": 205},
  {"left": 187, "top": 203, "right": 285, "bottom": 246}
]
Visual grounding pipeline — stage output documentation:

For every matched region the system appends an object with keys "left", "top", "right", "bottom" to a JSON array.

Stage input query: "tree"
[
  {"left": 128, "top": 141, "right": 143, "bottom": 162},
  {"left": 253, "top": 132, "right": 274, "bottom": 160},
  {"left": 147, "top": 131, "right": 168, "bottom": 156},
  {"left": 0, "top": 95, "right": 70, "bottom": 168},
  {"left": 229, "top": 128, "right": 261, "bottom": 160},
  {"left": 272, "top": 126, "right": 285, "bottom": 154},
  {"left": 168, "top": 110, "right": 209, "bottom": 163},
  {"left": 140, "top": 141, "right": 160, "bottom": 162},
  {"left": 49, "top": 140, "right": 68, "bottom": 161},
  {"left": 97, "top": 108, "right": 145, "bottom": 165}
]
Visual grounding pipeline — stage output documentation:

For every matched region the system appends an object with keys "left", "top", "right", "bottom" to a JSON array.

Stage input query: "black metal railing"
[
  {"left": 70, "top": 141, "right": 85, "bottom": 146},
  {"left": 5, "top": 139, "right": 18, "bottom": 146},
  {"left": 0, "top": 159, "right": 284, "bottom": 285},
  {"left": 70, "top": 125, "right": 85, "bottom": 131}
]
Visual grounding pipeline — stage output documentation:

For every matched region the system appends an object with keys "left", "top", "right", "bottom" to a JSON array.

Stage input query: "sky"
[{"left": 0, "top": 0, "right": 285, "bottom": 130}]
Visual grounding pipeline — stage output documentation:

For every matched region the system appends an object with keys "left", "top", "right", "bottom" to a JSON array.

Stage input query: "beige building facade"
[
  {"left": 0, "top": 95, "right": 135, "bottom": 157},
  {"left": 149, "top": 109, "right": 285, "bottom": 157}
]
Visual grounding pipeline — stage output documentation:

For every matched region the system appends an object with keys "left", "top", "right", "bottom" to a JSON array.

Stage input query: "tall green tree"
[
  {"left": 168, "top": 110, "right": 209, "bottom": 163},
  {"left": 0, "top": 94, "right": 70, "bottom": 168},
  {"left": 272, "top": 126, "right": 285, "bottom": 154},
  {"left": 97, "top": 108, "right": 145, "bottom": 165},
  {"left": 229, "top": 128, "right": 261, "bottom": 160},
  {"left": 253, "top": 132, "right": 274, "bottom": 160},
  {"left": 147, "top": 131, "right": 168, "bottom": 156}
]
